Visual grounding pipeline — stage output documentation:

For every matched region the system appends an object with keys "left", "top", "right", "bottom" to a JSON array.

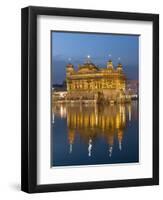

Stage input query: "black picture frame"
[{"left": 21, "top": 6, "right": 159, "bottom": 193}]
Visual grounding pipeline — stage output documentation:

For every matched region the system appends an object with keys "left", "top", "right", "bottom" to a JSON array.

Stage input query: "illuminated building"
[{"left": 66, "top": 56, "right": 130, "bottom": 103}]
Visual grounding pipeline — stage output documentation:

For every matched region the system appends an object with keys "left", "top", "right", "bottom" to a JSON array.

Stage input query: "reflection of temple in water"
[{"left": 52, "top": 102, "right": 138, "bottom": 157}]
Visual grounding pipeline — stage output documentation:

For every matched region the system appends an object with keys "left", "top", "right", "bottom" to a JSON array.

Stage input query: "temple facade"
[{"left": 66, "top": 58, "right": 130, "bottom": 103}]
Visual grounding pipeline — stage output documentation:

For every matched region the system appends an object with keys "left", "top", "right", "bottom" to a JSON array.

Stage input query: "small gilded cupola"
[
  {"left": 117, "top": 62, "right": 123, "bottom": 73},
  {"left": 107, "top": 59, "right": 114, "bottom": 71},
  {"left": 66, "top": 59, "right": 74, "bottom": 75}
]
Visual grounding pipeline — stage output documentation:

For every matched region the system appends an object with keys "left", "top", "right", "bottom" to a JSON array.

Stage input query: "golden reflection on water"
[{"left": 52, "top": 102, "right": 138, "bottom": 157}]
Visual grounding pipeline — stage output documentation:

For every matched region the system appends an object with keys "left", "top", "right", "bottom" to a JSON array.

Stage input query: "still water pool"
[{"left": 52, "top": 101, "right": 139, "bottom": 167}]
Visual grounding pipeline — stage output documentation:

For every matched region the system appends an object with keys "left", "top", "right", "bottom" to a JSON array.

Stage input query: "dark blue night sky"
[{"left": 52, "top": 31, "right": 139, "bottom": 85}]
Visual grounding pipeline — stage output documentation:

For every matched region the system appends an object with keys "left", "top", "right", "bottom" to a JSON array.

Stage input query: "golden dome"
[{"left": 78, "top": 63, "right": 99, "bottom": 73}]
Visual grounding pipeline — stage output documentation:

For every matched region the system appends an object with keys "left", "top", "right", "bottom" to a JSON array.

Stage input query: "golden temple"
[{"left": 66, "top": 57, "right": 130, "bottom": 103}]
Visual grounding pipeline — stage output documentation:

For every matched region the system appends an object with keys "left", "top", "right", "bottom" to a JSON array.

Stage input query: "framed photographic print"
[{"left": 21, "top": 6, "right": 159, "bottom": 193}]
